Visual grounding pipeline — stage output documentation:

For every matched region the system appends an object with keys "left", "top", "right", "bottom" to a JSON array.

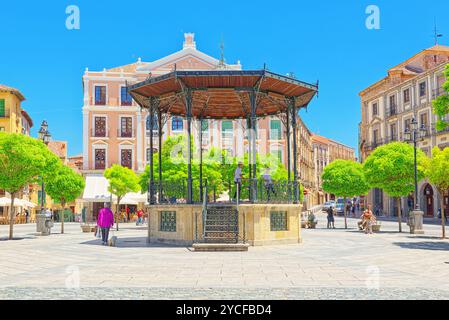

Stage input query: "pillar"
[
  {"left": 290, "top": 97, "right": 299, "bottom": 204},
  {"left": 185, "top": 89, "right": 193, "bottom": 204}
]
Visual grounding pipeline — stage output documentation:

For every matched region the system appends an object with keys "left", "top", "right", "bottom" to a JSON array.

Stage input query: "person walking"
[
  {"left": 262, "top": 167, "right": 276, "bottom": 201},
  {"left": 97, "top": 203, "right": 114, "bottom": 245},
  {"left": 233, "top": 161, "right": 244, "bottom": 201},
  {"left": 136, "top": 209, "right": 143, "bottom": 226},
  {"left": 327, "top": 206, "right": 335, "bottom": 229}
]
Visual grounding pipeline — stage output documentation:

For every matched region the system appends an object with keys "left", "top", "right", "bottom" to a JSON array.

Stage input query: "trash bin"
[{"left": 36, "top": 213, "right": 53, "bottom": 235}]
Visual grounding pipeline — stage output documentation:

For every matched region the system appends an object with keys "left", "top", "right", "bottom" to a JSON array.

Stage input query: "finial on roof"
[
  {"left": 434, "top": 18, "right": 443, "bottom": 45},
  {"left": 183, "top": 33, "right": 196, "bottom": 49}
]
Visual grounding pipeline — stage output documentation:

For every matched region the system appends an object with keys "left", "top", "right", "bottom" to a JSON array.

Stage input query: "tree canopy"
[
  {"left": 363, "top": 142, "right": 427, "bottom": 197},
  {"left": 104, "top": 164, "right": 140, "bottom": 200},
  {"left": 322, "top": 160, "right": 369, "bottom": 198},
  {"left": 432, "top": 64, "right": 449, "bottom": 131},
  {"left": 45, "top": 164, "right": 85, "bottom": 206}
]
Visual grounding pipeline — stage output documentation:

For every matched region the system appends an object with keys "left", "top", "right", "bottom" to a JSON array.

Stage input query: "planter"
[
  {"left": 301, "top": 221, "right": 307, "bottom": 228},
  {"left": 307, "top": 222, "right": 317, "bottom": 229},
  {"left": 91, "top": 227, "right": 96, "bottom": 232},
  {"left": 81, "top": 225, "right": 91, "bottom": 233},
  {"left": 372, "top": 224, "right": 381, "bottom": 232}
]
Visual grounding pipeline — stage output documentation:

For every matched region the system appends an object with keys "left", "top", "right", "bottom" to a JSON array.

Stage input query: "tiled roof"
[{"left": 0, "top": 84, "right": 25, "bottom": 101}]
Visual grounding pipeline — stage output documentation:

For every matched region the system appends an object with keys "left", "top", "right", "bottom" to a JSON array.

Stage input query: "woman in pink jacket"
[{"left": 97, "top": 203, "right": 114, "bottom": 245}]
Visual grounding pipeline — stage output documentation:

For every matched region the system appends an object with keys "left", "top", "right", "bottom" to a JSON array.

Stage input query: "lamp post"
[
  {"left": 37, "top": 120, "right": 52, "bottom": 218},
  {"left": 404, "top": 118, "right": 426, "bottom": 234}
]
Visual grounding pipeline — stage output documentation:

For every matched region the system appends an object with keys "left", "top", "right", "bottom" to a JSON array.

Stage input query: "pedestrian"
[
  {"left": 361, "top": 205, "right": 376, "bottom": 235},
  {"left": 97, "top": 203, "right": 115, "bottom": 245},
  {"left": 351, "top": 202, "right": 356, "bottom": 218},
  {"left": 136, "top": 209, "right": 143, "bottom": 226},
  {"left": 327, "top": 206, "right": 335, "bottom": 229},
  {"left": 262, "top": 167, "right": 276, "bottom": 201},
  {"left": 233, "top": 161, "right": 244, "bottom": 200}
]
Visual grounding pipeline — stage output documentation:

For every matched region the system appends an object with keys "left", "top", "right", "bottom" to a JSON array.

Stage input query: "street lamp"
[
  {"left": 38, "top": 120, "right": 52, "bottom": 217},
  {"left": 403, "top": 117, "right": 426, "bottom": 234}
]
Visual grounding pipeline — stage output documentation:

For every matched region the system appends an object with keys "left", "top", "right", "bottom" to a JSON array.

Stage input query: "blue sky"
[{"left": 1, "top": 0, "right": 448, "bottom": 157}]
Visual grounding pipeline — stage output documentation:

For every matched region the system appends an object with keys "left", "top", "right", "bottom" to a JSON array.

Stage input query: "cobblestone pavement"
[{"left": 1, "top": 214, "right": 448, "bottom": 300}]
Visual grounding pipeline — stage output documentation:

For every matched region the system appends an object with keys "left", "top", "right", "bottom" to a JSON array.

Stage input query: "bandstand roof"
[{"left": 128, "top": 70, "right": 318, "bottom": 119}]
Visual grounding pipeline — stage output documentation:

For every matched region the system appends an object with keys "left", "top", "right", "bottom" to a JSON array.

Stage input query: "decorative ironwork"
[
  {"left": 270, "top": 211, "right": 288, "bottom": 231},
  {"left": 204, "top": 206, "right": 238, "bottom": 244},
  {"left": 160, "top": 211, "right": 176, "bottom": 232}
]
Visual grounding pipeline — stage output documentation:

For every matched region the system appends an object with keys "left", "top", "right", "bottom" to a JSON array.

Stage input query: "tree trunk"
[
  {"left": 397, "top": 197, "right": 402, "bottom": 233},
  {"left": 116, "top": 198, "right": 120, "bottom": 231},
  {"left": 61, "top": 200, "right": 66, "bottom": 234},
  {"left": 441, "top": 196, "right": 446, "bottom": 239},
  {"left": 344, "top": 197, "right": 348, "bottom": 229},
  {"left": 9, "top": 193, "right": 16, "bottom": 240}
]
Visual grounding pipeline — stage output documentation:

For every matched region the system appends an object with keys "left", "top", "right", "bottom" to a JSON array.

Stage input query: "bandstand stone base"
[{"left": 147, "top": 203, "right": 302, "bottom": 247}]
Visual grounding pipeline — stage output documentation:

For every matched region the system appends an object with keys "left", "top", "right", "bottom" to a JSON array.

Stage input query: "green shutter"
[
  {"left": 270, "top": 120, "right": 281, "bottom": 140},
  {"left": 0, "top": 100, "right": 5, "bottom": 117}
]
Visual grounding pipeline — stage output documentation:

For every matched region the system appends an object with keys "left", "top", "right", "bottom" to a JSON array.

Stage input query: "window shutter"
[{"left": 0, "top": 99, "right": 5, "bottom": 117}]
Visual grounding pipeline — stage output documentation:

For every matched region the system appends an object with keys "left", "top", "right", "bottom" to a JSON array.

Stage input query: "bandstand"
[{"left": 128, "top": 70, "right": 318, "bottom": 250}]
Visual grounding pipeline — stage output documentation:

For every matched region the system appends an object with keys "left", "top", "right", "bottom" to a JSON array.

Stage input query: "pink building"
[{"left": 82, "top": 33, "right": 289, "bottom": 176}]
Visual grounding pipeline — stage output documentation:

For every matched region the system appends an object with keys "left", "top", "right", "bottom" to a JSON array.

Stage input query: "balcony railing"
[
  {"left": 91, "top": 128, "right": 109, "bottom": 138},
  {"left": 385, "top": 135, "right": 399, "bottom": 143},
  {"left": 0, "top": 110, "right": 10, "bottom": 118},
  {"left": 118, "top": 129, "right": 135, "bottom": 138},
  {"left": 386, "top": 105, "right": 398, "bottom": 117},
  {"left": 365, "top": 139, "right": 384, "bottom": 151},
  {"left": 433, "top": 88, "right": 447, "bottom": 98}
]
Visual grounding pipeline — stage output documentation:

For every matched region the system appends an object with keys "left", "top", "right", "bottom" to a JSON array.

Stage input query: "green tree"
[
  {"left": 432, "top": 64, "right": 449, "bottom": 131},
  {"left": 104, "top": 164, "right": 140, "bottom": 231},
  {"left": 45, "top": 164, "right": 85, "bottom": 234},
  {"left": 424, "top": 147, "right": 449, "bottom": 239},
  {"left": 363, "top": 142, "right": 426, "bottom": 232},
  {"left": 322, "top": 160, "right": 369, "bottom": 229},
  {"left": 0, "top": 133, "right": 60, "bottom": 239}
]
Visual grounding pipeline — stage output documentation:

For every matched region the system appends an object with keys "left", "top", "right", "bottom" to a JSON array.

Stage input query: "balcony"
[
  {"left": 0, "top": 109, "right": 10, "bottom": 118},
  {"left": 365, "top": 139, "right": 385, "bottom": 151},
  {"left": 433, "top": 88, "right": 447, "bottom": 99},
  {"left": 385, "top": 135, "right": 399, "bottom": 143},
  {"left": 386, "top": 105, "right": 398, "bottom": 118},
  {"left": 91, "top": 128, "right": 109, "bottom": 138},
  {"left": 94, "top": 99, "right": 106, "bottom": 106},
  {"left": 118, "top": 128, "right": 135, "bottom": 138}
]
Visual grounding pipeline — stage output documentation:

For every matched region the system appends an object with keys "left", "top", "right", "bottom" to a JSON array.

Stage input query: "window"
[
  {"left": 389, "top": 95, "right": 396, "bottom": 114},
  {"left": 404, "top": 119, "right": 411, "bottom": 132},
  {"left": 120, "top": 87, "right": 133, "bottom": 106},
  {"left": 403, "top": 88, "right": 410, "bottom": 103},
  {"left": 420, "top": 113, "right": 428, "bottom": 130},
  {"left": 160, "top": 211, "right": 176, "bottom": 232},
  {"left": 270, "top": 211, "right": 288, "bottom": 231},
  {"left": 390, "top": 123, "right": 397, "bottom": 141},
  {"left": 419, "top": 82, "right": 427, "bottom": 97},
  {"left": 270, "top": 147, "right": 283, "bottom": 163},
  {"left": 372, "top": 103, "right": 378, "bottom": 117},
  {"left": 146, "top": 114, "right": 158, "bottom": 132},
  {"left": 120, "top": 117, "right": 133, "bottom": 137},
  {"left": 373, "top": 129, "right": 379, "bottom": 144},
  {"left": 0, "top": 99, "right": 5, "bottom": 117},
  {"left": 172, "top": 117, "right": 183, "bottom": 131},
  {"left": 270, "top": 119, "right": 282, "bottom": 140},
  {"left": 94, "top": 149, "right": 106, "bottom": 170},
  {"left": 94, "top": 116, "right": 106, "bottom": 137},
  {"left": 121, "top": 149, "right": 132, "bottom": 169},
  {"left": 95, "top": 86, "right": 106, "bottom": 105},
  {"left": 221, "top": 121, "right": 233, "bottom": 139}
]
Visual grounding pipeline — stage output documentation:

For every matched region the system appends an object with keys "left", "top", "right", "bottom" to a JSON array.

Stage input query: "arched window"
[{"left": 172, "top": 117, "right": 183, "bottom": 131}]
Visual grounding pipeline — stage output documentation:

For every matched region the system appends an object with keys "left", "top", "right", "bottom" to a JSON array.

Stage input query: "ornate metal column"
[
  {"left": 286, "top": 107, "right": 291, "bottom": 183},
  {"left": 185, "top": 89, "right": 193, "bottom": 204},
  {"left": 249, "top": 90, "right": 258, "bottom": 202},
  {"left": 199, "top": 118, "right": 204, "bottom": 202},
  {"left": 157, "top": 108, "right": 163, "bottom": 203},
  {"left": 289, "top": 97, "right": 299, "bottom": 204},
  {"left": 148, "top": 97, "right": 157, "bottom": 205}
]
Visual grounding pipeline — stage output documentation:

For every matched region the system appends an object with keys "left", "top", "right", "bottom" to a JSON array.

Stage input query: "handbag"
[{"left": 95, "top": 226, "right": 101, "bottom": 239}]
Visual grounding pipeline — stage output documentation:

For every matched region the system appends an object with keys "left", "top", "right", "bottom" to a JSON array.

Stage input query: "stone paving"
[{"left": 0, "top": 213, "right": 448, "bottom": 300}]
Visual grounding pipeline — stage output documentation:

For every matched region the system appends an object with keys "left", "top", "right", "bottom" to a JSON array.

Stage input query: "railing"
[
  {"left": 386, "top": 105, "right": 398, "bottom": 117},
  {"left": 365, "top": 139, "right": 385, "bottom": 151},
  {"left": 91, "top": 129, "right": 109, "bottom": 138},
  {"left": 117, "top": 129, "right": 135, "bottom": 138}
]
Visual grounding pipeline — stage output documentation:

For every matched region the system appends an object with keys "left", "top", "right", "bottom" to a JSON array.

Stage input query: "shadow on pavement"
[
  {"left": 393, "top": 241, "right": 449, "bottom": 251},
  {"left": 80, "top": 236, "right": 189, "bottom": 249}
]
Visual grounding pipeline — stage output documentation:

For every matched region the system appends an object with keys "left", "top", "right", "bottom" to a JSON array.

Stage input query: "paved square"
[{"left": 1, "top": 213, "right": 449, "bottom": 300}]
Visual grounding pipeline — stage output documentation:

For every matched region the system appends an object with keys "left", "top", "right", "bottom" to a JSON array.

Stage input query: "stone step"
[{"left": 193, "top": 243, "right": 249, "bottom": 252}]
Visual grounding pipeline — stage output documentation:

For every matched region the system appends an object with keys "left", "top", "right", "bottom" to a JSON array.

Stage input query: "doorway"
[{"left": 424, "top": 184, "right": 434, "bottom": 217}]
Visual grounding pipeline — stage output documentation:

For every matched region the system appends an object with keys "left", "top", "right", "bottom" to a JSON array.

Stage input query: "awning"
[
  {"left": 82, "top": 174, "right": 147, "bottom": 204},
  {"left": 0, "top": 197, "right": 36, "bottom": 208}
]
